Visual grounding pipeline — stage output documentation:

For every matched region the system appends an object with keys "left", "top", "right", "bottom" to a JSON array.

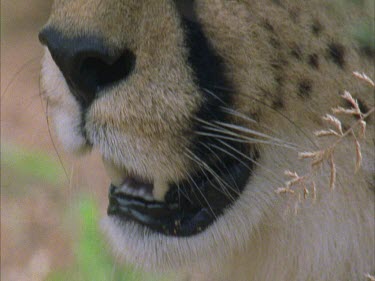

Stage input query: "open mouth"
[{"left": 107, "top": 149, "right": 254, "bottom": 237}]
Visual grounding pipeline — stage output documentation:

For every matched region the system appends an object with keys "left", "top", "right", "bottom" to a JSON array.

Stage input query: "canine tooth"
[
  {"left": 144, "top": 194, "right": 154, "bottom": 201},
  {"left": 138, "top": 189, "right": 146, "bottom": 197},
  {"left": 139, "top": 189, "right": 152, "bottom": 201},
  {"left": 102, "top": 158, "right": 127, "bottom": 187},
  {"left": 153, "top": 179, "right": 169, "bottom": 201}
]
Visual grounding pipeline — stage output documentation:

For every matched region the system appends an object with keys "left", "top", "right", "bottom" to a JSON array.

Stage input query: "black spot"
[
  {"left": 327, "top": 43, "right": 346, "bottom": 68},
  {"left": 272, "top": 0, "right": 283, "bottom": 6},
  {"left": 275, "top": 75, "right": 285, "bottom": 86},
  {"left": 263, "top": 20, "right": 275, "bottom": 33},
  {"left": 360, "top": 46, "right": 375, "bottom": 58},
  {"left": 272, "top": 97, "right": 284, "bottom": 109},
  {"left": 291, "top": 45, "right": 303, "bottom": 60},
  {"left": 288, "top": 8, "right": 300, "bottom": 23},
  {"left": 270, "top": 75, "right": 285, "bottom": 109},
  {"left": 270, "top": 37, "right": 281, "bottom": 49},
  {"left": 298, "top": 79, "right": 313, "bottom": 98},
  {"left": 270, "top": 58, "right": 288, "bottom": 70},
  {"left": 311, "top": 20, "right": 323, "bottom": 36},
  {"left": 308, "top": 53, "right": 319, "bottom": 69}
]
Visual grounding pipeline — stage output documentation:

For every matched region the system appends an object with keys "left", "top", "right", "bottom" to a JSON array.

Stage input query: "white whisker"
[
  {"left": 215, "top": 140, "right": 283, "bottom": 185},
  {"left": 186, "top": 173, "right": 217, "bottom": 219},
  {"left": 220, "top": 106, "right": 258, "bottom": 124},
  {"left": 200, "top": 142, "right": 241, "bottom": 192},
  {"left": 184, "top": 149, "right": 240, "bottom": 199},
  {"left": 195, "top": 117, "right": 298, "bottom": 150},
  {"left": 195, "top": 131, "right": 296, "bottom": 149},
  {"left": 215, "top": 121, "right": 298, "bottom": 148},
  {"left": 202, "top": 87, "right": 227, "bottom": 105}
]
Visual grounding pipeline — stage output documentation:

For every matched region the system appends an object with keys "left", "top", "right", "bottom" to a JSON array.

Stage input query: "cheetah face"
[{"left": 39, "top": 0, "right": 257, "bottom": 248}]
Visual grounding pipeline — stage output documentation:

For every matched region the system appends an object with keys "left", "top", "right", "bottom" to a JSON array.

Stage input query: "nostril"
[
  {"left": 78, "top": 50, "right": 136, "bottom": 94},
  {"left": 39, "top": 27, "right": 136, "bottom": 108}
]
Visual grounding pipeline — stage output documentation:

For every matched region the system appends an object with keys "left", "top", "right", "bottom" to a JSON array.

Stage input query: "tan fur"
[{"left": 41, "top": 0, "right": 374, "bottom": 280}]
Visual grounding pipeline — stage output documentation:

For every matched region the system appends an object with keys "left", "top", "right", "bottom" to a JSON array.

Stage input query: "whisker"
[
  {"left": 191, "top": 148, "right": 237, "bottom": 202},
  {"left": 202, "top": 87, "right": 227, "bottom": 105},
  {"left": 215, "top": 121, "right": 299, "bottom": 148},
  {"left": 208, "top": 143, "right": 253, "bottom": 173},
  {"left": 222, "top": 105, "right": 304, "bottom": 150},
  {"left": 199, "top": 142, "right": 240, "bottom": 192},
  {"left": 195, "top": 117, "right": 299, "bottom": 150},
  {"left": 45, "top": 100, "right": 70, "bottom": 184},
  {"left": 215, "top": 139, "right": 283, "bottom": 185},
  {"left": 2, "top": 56, "right": 42, "bottom": 99},
  {"left": 183, "top": 173, "right": 206, "bottom": 208},
  {"left": 195, "top": 131, "right": 296, "bottom": 149},
  {"left": 220, "top": 106, "right": 258, "bottom": 124},
  {"left": 186, "top": 173, "right": 217, "bottom": 218},
  {"left": 176, "top": 182, "right": 194, "bottom": 205},
  {"left": 184, "top": 149, "right": 240, "bottom": 198},
  {"left": 209, "top": 85, "right": 318, "bottom": 148},
  {"left": 201, "top": 124, "right": 298, "bottom": 150},
  {"left": 176, "top": 182, "right": 182, "bottom": 207}
]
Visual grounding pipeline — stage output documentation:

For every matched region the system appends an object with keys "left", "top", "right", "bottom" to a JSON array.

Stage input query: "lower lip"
[
  {"left": 107, "top": 158, "right": 253, "bottom": 237},
  {"left": 108, "top": 185, "right": 214, "bottom": 236}
]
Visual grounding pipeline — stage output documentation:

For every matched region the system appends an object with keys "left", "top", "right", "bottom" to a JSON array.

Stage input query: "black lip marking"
[
  {"left": 108, "top": 155, "right": 253, "bottom": 236},
  {"left": 108, "top": 3, "right": 257, "bottom": 237}
]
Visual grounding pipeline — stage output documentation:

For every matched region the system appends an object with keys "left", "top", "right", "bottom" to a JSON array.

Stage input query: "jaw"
[
  {"left": 41, "top": 44, "right": 262, "bottom": 269},
  {"left": 105, "top": 147, "right": 255, "bottom": 237},
  {"left": 39, "top": 0, "right": 265, "bottom": 270},
  {"left": 101, "top": 175, "right": 265, "bottom": 272}
]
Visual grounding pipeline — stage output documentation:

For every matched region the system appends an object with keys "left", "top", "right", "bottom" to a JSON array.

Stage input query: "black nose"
[{"left": 39, "top": 27, "right": 136, "bottom": 107}]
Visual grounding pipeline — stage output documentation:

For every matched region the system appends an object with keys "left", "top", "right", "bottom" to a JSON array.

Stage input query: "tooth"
[
  {"left": 122, "top": 185, "right": 135, "bottom": 196},
  {"left": 144, "top": 194, "right": 154, "bottom": 201},
  {"left": 153, "top": 179, "right": 169, "bottom": 201},
  {"left": 138, "top": 189, "right": 146, "bottom": 197},
  {"left": 102, "top": 158, "right": 127, "bottom": 187},
  {"left": 119, "top": 184, "right": 129, "bottom": 194}
]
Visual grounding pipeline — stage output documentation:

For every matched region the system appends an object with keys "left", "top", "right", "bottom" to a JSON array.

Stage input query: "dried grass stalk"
[
  {"left": 354, "top": 139, "right": 362, "bottom": 173},
  {"left": 353, "top": 71, "right": 375, "bottom": 87},
  {"left": 329, "top": 154, "right": 336, "bottom": 190},
  {"left": 276, "top": 71, "right": 374, "bottom": 213},
  {"left": 314, "top": 129, "right": 341, "bottom": 137},
  {"left": 312, "top": 182, "right": 317, "bottom": 203},
  {"left": 358, "top": 120, "right": 366, "bottom": 139},
  {"left": 323, "top": 114, "right": 343, "bottom": 135},
  {"left": 275, "top": 187, "right": 295, "bottom": 194},
  {"left": 365, "top": 273, "right": 375, "bottom": 281}
]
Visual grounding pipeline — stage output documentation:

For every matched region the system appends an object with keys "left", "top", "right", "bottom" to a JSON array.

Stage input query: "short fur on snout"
[{"left": 41, "top": 0, "right": 374, "bottom": 280}]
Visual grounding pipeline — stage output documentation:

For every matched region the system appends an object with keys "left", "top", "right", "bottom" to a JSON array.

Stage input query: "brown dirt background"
[{"left": 1, "top": 1, "right": 110, "bottom": 280}]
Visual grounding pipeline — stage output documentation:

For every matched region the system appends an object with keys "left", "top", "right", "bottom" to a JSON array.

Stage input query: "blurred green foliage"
[
  {"left": 2, "top": 143, "right": 165, "bottom": 280},
  {"left": 2, "top": 143, "right": 64, "bottom": 185},
  {"left": 346, "top": 0, "right": 374, "bottom": 55},
  {"left": 352, "top": 22, "right": 375, "bottom": 55},
  {"left": 47, "top": 197, "right": 167, "bottom": 281}
]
